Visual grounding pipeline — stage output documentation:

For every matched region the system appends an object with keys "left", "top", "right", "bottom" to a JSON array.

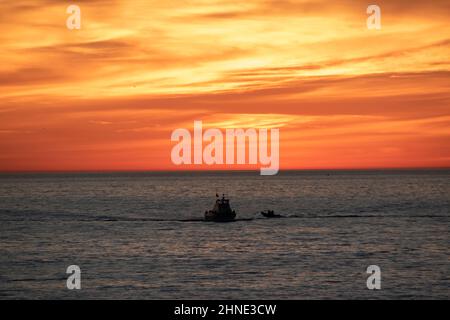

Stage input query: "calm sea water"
[{"left": 0, "top": 170, "right": 449, "bottom": 299}]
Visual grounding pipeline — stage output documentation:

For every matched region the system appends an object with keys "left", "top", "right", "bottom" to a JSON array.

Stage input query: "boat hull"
[
  {"left": 204, "top": 210, "right": 236, "bottom": 222},
  {"left": 260, "top": 211, "right": 282, "bottom": 218}
]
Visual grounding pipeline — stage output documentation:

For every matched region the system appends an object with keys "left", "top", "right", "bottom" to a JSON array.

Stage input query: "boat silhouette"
[
  {"left": 204, "top": 194, "right": 236, "bottom": 222},
  {"left": 260, "top": 210, "right": 282, "bottom": 218}
]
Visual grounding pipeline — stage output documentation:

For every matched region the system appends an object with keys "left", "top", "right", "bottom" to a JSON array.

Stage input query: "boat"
[
  {"left": 204, "top": 194, "right": 236, "bottom": 222},
  {"left": 260, "top": 210, "right": 282, "bottom": 218}
]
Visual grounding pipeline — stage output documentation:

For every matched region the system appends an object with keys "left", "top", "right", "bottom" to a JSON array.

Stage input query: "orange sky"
[{"left": 0, "top": 0, "right": 449, "bottom": 172}]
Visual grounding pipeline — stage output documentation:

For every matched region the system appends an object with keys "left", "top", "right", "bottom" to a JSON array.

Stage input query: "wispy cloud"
[{"left": 0, "top": 0, "right": 449, "bottom": 171}]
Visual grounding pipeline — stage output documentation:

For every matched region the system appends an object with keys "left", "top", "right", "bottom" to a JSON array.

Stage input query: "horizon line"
[{"left": 1, "top": 167, "right": 449, "bottom": 175}]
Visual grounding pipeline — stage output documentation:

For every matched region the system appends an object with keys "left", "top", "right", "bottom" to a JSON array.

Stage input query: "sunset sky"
[{"left": 0, "top": 0, "right": 449, "bottom": 172}]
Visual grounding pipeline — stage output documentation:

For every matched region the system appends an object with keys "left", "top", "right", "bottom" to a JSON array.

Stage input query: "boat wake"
[{"left": 1, "top": 209, "right": 447, "bottom": 223}]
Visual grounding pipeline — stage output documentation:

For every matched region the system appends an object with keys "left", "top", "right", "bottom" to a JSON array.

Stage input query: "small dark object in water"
[
  {"left": 261, "top": 210, "right": 282, "bottom": 218},
  {"left": 204, "top": 194, "right": 236, "bottom": 222}
]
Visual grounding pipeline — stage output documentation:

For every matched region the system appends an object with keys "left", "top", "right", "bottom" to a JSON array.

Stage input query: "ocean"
[{"left": 0, "top": 170, "right": 448, "bottom": 299}]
